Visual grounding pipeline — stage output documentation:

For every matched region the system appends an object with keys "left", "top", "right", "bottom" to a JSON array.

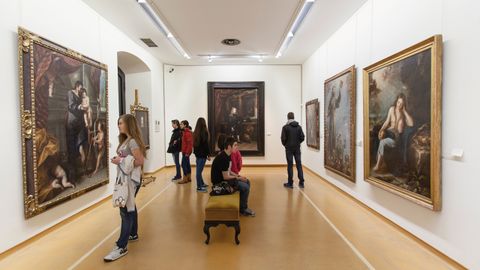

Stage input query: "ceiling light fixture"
[
  {"left": 275, "top": 0, "right": 316, "bottom": 58},
  {"left": 137, "top": 0, "right": 190, "bottom": 59},
  {"left": 200, "top": 54, "right": 266, "bottom": 62}
]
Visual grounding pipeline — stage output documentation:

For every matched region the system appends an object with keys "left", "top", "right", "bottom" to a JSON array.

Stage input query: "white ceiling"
[{"left": 83, "top": 0, "right": 366, "bottom": 65}]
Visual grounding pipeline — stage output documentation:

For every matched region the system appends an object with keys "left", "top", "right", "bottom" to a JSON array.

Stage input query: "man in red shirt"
[{"left": 230, "top": 139, "right": 243, "bottom": 175}]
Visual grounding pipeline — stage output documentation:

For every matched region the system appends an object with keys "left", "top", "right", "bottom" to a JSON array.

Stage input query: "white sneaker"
[{"left": 103, "top": 246, "right": 128, "bottom": 262}]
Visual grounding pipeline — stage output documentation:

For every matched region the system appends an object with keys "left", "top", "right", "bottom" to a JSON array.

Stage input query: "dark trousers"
[
  {"left": 116, "top": 185, "right": 140, "bottom": 249},
  {"left": 181, "top": 154, "right": 191, "bottom": 175},
  {"left": 231, "top": 179, "right": 250, "bottom": 211},
  {"left": 195, "top": 157, "right": 207, "bottom": 188},
  {"left": 172, "top": 152, "right": 181, "bottom": 177},
  {"left": 286, "top": 147, "right": 304, "bottom": 185}
]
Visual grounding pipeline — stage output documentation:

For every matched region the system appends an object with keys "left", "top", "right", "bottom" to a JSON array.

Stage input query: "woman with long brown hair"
[
  {"left": 192, "top": 117, "right": 210, "bottom": 192},
  {"left": 104, "top": 114, "right": 146, "bottom": 262}
]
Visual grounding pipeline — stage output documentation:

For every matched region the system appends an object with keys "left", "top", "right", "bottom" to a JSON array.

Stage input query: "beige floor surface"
[{"left": 0, "top": 167, "right": 461, "bottom": 270}]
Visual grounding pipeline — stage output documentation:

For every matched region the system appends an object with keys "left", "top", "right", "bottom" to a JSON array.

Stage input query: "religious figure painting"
[
  {"left": 363, "top": 35, "right": 442, "bottom": 210},
  {"left": 130, "top": 105, "right": 150, "bottom": 149},
  {"left": 305, "top": 99, "right": 320, "bottom": 150},
  {"left": 208, "top": 82, "right": 265, "bottom": 156},
  {"left": 18, "top": 28, "right": 109, "bottom": 218},
  {"left": 324, "top": 66, "right": 356, "bottom": 182}
]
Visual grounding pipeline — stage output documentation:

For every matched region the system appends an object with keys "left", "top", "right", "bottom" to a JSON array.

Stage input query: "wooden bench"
[{"left": 203, "top": 192, "right": 241, "bottom": 245}]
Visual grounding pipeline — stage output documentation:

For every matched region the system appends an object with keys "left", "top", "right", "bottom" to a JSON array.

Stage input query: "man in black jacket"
[
  {"left": 281, "top": 112, "right": 305, "bottom": 188},
  {"left": 167, "top": 119, "right": 182, "bottom": 180}
]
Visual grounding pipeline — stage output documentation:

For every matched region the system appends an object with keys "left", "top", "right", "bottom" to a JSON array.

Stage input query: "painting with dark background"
[
  {"left": 19, "top": 28, "right": 109, "bottom": 218},
  {"left": 324, "top": 66, "right": 356, "bottom": 182},
  {"left": 305, "top": 99, "right": 320, "bottom": 150},
  {"left": 131, "top": 106, "right": 150, "bottom": 149},
  {"left": 208, "top": 82, "right": 265, "bottom": 156},
  {"left": 364, "top": 35, "right": 442, "bottom": 211}
]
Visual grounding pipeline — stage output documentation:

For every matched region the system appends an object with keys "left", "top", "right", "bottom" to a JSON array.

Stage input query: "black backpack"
[{"left": 209, "top": 181, "right": 236, "bottom": 196}]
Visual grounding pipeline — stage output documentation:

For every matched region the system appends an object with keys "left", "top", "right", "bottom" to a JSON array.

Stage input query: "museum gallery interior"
[{"left": 0, "top": 0, "right": 479, "bottom": 269}]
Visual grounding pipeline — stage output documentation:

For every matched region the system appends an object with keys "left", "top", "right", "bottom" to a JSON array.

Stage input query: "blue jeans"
[
  {"left": 181, "top": 154, "right": 191, "bottom": 175},
  {"left": 116, "top": 184, "right": 140, "bottom": 249},
  {"left": 286, "top": 147, "right": 304, "bottom": 185},
  {"left": 232, "top": 179, "right": 250, "bottom": 211},
  {"left": 195, "top": 158, "right": 207, "bottom": 188},
  {"left": 172, "top": 152, "right": 181, "bottom": 177}
]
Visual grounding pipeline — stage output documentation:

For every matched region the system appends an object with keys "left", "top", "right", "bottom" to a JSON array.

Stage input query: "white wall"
[
  {"left": 302, "top": 0, "right": 480, "bottom": 268},
  {"left": 0, "top": 0, "right": 165, "bottom": 254},
  {"left": 163, "top": 65, "right": 301, "bottom": 166},
  {"left": 125, "top": 71, "right": 164, "bottom": 173}
]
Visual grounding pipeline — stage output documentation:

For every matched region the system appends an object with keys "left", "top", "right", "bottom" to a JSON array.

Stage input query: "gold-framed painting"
[
  {"left": 363, "top": 35, "right": 442, "bottom": 210},
  {"left": 305, "top": 99, "right": 320, "bottom": 150},
  {"left": 130, "top": 104, "right": 150, "bottom": 149},
  {"left": 324, "top": 66, "right": 356, "bottom": 182},
  {"left": 18, "top": 27, "right": 109, "bottom": 218}
]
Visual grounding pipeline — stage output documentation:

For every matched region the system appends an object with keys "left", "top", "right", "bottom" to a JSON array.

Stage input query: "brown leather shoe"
[{"left": 178, "top": 175, "right": 190, "bottom": 184}]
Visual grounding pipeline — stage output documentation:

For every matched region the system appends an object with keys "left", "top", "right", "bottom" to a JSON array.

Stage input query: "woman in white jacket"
[{"left": 104, "top": 114, "right": 146, "bottom": 262}]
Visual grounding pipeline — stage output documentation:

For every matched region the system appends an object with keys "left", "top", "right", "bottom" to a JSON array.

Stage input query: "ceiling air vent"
[
  {"left": 221, "top": 38, "right": 241, "bottom": 46},
  {"left": 140, "top": 38, "right": 158, "bottom": 47}
]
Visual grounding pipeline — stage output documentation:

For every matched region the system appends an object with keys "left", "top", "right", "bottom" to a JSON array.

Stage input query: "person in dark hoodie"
[
  {"left": 281, "top": 112, "right": 306, "bottom": 189},
  {"left": 167, "top": 120, "right": 182, "bottom": 181}
]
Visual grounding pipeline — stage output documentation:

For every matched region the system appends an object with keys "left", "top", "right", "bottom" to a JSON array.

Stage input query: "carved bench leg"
[
  {"left": 203, "top": 222, "right": 211, "bottom": 245},
  {"left": 234, "top": 222, "right": 240, "bottom": 245}
]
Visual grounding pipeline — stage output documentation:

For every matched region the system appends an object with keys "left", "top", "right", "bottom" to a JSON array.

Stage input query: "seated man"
[{"left": 211, "top": 136, "right": 255, "bottom": 217}]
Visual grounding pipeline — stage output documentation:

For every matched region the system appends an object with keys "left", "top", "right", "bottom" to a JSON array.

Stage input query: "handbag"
[
  {"left": 210, "top": 181, "right": 236, "bottom": 196},
  {"left": 112, "top": 175, "right": 129, "bottom": 208}
]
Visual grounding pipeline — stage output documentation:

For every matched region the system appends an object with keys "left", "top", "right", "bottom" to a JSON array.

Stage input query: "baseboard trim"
[
  {"left": 164, "top": 164, "right": 286, "bottom": 168},
  {"left": 0, "top": 195, "right": 112, "bottom": 259},
  {"left": 302, "top": 166, "right": 467, "bottom": 270},
  {"left": 144, "top": 166, "right": 167, "bottom": 175}
]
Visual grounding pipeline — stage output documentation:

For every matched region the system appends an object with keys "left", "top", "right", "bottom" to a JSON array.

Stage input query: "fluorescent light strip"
[
  {"left": 276, "top": 0, "right": 315, "bottom": 58},
  {"left": 137, "top": 0, "right": 190, "bottom": 59},
  {"left": 202, "top": 54, "right": 266, "bottom": 62}
]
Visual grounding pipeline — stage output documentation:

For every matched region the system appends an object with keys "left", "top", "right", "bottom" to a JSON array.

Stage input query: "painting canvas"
[
  {"left": 363, "top": 35, "right": 442, "bottom": 210},
  {"left": 19, "top": 28, "right": 109, "bottom": 218},
  {"left": 208, "top": 82, "right": 265, "bottom": 156},
  {"left": 131, "top": 105, "right": 150, "bottom": 149},
  {"left": 305, "top": 99, "right": 320, "bottom": 149},
  {"left": 324, "top": 66, "right": 356, "bottom": 182}
]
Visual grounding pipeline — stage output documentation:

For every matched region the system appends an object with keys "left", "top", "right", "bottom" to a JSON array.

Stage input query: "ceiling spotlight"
[
  {"left": 275, "top": 52, "right": 282, "bottom": 58},
  {"left": 221, "top": 38, "right": 241, "bottom": 46},
  {"left": 287, "top": 32, "right": 294, "bottom": 38},
  {"left": 208, "top": 56, "right": 213, "bottom": 63},
  {"left": 167, "top": 33, "right": 173, "bottom": 38}
]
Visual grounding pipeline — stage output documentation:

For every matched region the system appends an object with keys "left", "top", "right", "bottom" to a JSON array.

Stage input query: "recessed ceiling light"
[{"left": 221, "top": 39, "right": 241, "bottom": 46}]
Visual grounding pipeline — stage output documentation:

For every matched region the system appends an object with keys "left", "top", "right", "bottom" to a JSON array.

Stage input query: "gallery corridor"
[{"left": 0, "top": 167, "right": 461, "bottom": 270}]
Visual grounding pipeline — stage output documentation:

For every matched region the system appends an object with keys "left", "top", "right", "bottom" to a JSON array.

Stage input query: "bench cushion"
[{"left": 205, "top": 192, "right": 240, "bottom": 221}]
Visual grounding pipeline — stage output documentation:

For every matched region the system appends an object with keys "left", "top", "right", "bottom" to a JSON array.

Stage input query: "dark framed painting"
[
  {"left": 208, "top": 82, "right": 265, "bottom": 156},
  {"left": 305, "top": 99, "right": 320, "bottom": 150},
  {"left": 130, "top": 104, "right": 150, "bottom": 149},
  {"left": 324, "top": 66, "right": 356, "bottom": 182},
  {"left": 18, "top": 28, "right": 109, "bottom": 218},
  {"left": 363, "top": 35, "right": 442, "bottom": 210}
]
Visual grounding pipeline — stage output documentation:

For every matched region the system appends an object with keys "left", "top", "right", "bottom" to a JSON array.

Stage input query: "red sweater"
[
  {"left": 230, "top": 151, "right": 243, "bottom": 174},
  {"left": 181, "top": 128, "right": 193, "bottom": 155}
]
